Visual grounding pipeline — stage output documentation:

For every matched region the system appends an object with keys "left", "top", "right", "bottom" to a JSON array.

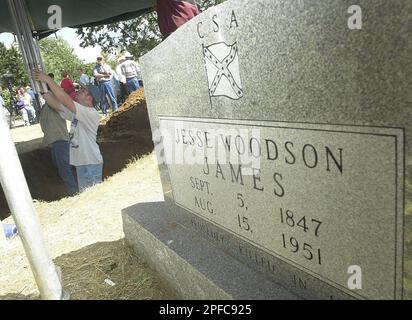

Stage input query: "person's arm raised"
[
  {"left": 32, "top": 70, "right": 76, "bottom": 113},
  {"left": 41, "top": 92, "right": 64, "bottom": 112}
]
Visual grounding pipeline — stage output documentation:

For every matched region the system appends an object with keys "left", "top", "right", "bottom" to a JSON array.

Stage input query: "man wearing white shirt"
[
  {"left": 116, "top": 55, "right": 128, "bottom": 103},
  {"left": 93, "top": 55, "right": 118, "bottom": 115},
  {"left": 34, "top": 70, "right": 104, "bottom": 192},
  {"left": 119, "top": 52, "right": 141, "bottom": 94}
]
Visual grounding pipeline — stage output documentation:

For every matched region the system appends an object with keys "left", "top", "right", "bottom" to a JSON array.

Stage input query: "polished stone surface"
[
  {"left": 141, "top": 0, "right": 412, "bottom": 299},
  {"left": 123, "top": 201, "right": 300, "bottom": 299}
]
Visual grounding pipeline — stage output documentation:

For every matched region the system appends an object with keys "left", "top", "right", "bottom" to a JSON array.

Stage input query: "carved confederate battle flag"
[{"left": 203, "top": 41, "right": 244, "bottom": 100}]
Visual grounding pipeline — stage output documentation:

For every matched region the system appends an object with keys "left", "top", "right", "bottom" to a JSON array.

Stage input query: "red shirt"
[
  {"left": 61, "top": 78, "right": 75, "bottom": 95},
  {"left": 155, "top": 0, "right": 199, "bottom": 37}
]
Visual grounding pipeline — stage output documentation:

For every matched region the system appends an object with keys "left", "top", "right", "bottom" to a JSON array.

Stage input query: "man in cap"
[
  {"left": 39, "top": 72, "right": 78, "bottom": 195},
  {"left": 34, "top": 70, "right": 104, "bottom": 192},
  {"left": 93, "top": 55, "right": 118, "bottom": 115},
  {"left": 118, "top": 52, "right": 141, "bottom": 94},
  {"left": 116, "top": 55, "right": 128, "bottom": 104}
]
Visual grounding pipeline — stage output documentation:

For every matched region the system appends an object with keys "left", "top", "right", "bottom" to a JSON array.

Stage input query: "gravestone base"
[{"left": 122, "top": 201, "right": 301, "bottom": 300}]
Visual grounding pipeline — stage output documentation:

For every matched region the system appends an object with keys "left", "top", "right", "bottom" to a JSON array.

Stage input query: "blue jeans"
[
  {"left": 126, "top": 77, "right": 140, "bottom": 93},
  {"left": 76, "top": 163, "right": 103, "bottom": 192},
  {"left": 51, "top": 140, "right": 78, "bottom": 195},
  {"left": 25, "top": 105, "right": 36, "bottom": 123},
  {"left": 99, "top": 81, "right": 118, "bottom": 114},
  {"left": 89, "top": 85, "right": 101, "bottom": 109}
]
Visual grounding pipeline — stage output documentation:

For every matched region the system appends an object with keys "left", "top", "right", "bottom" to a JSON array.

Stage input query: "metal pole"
[
  {"left": 3, "top": 0, "right": 63, "bottom": 300},
  {"left": 0, "top": 110, "right": 63, "bottom": 299},
  {"left": 13, "top": 0, "right": 46, "bottom": 111},
  {"left": 8, "top": 0, "right": 47, "bottom": 93},
  {"left": 7, "top": 0, "right": 36, "bottom": 90}
]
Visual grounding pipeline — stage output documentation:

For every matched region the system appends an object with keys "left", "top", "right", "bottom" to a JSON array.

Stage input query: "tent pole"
[
  {"left": 4, "top": 0, "right": 63, "bottom": 300},
  {"left": 8, "top": 0, "right": 47, "bottom": 93},
  {"left": 8, "top": 1, "right": 32, "bottom": 81}
]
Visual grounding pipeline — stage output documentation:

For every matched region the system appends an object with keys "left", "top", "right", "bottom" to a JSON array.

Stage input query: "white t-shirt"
[
  {"left": 115, "top": 65, "right": 126, "bottom": 84},
  {"left": 59, "top": 102, "right": 103, "bottom": 166},
  {"left": 120, "top": 60, "right": 141, "bottom": 79}
]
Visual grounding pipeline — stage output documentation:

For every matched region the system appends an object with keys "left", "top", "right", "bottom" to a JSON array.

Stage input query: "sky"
[{"left": 0, "top": 27, "right": 102, "bottom": 63}]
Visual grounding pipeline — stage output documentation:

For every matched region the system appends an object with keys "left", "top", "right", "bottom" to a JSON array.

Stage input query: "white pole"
[
  {"left": 2, "top": 0, "right": 63, "bottom": 299},
  {"left": 0, "top": 111, "right": 63, "bottom": 299}
]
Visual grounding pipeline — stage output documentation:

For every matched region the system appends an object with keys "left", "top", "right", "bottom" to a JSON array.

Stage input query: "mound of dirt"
[
  {"left": 97, "top": 89, "right": 154, "bottom": 179},
  {"left": 0, "top": 89, "right": 154, "bottom": 220}
]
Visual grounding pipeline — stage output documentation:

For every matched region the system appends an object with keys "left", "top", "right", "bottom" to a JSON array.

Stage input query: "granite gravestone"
[{"left": 131, "top": 0, "right": 411, "bottom": 299}]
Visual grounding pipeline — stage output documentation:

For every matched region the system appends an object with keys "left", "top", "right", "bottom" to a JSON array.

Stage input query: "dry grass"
[
  {"left": 0, "top": 153, "right": 173, "bottom": 300},
  {"left": 55, "top": 239, "right": 166, "bottom": 300}
]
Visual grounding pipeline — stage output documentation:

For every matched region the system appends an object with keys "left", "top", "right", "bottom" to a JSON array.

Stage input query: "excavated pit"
[{"left": 0, "top": 90, "right": 153, "bottom": 220}]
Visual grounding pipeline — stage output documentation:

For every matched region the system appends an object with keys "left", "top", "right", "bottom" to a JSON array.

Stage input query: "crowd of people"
[
  {"left": 58, "top": 52, "right": 143, "bottom": 116},
  {"left": 0, "top": 52, "right": 143, "bottom": 195},
  {"left": 36, "top": 52, "right": 143, "bottom": 194},
  {"left": 35, "top": 69, "right": 103, "bottom": 194},
  {"left": 1, "top": 51, "right": 142, "bottom": 125},
  {"left": 0, "top": 0, "right": 201, "bottom": 195}
]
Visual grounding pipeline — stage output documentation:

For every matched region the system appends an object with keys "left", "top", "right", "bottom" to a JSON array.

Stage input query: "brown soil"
[{"left": 0, "top": 89, "right": 153, "bottom": 220}]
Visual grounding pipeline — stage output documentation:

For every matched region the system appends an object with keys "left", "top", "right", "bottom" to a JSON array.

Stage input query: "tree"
[
  {"left": 0, "top": 86, "right": 12, "bottom": 112},
  {"left": 76, "top": 0, "right": 227, "bottom": 59},
  {"left": 38, "top": 37, "right": 86, "bottom": 82},
  {"left": 77, "top": 12, "right": 161, "bottom": 59},
  {"left": 0, "top": 42, "right": 29, "bottom": 88},
  {"left": 1, "top": 37, "right": 88, "bottom": 100}
]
